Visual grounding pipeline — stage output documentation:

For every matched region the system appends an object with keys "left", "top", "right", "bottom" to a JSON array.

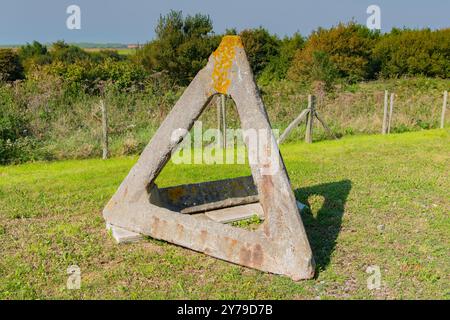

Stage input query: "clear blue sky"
[{"left": 0, "top": 0, "right": 448, "bottom": 44}]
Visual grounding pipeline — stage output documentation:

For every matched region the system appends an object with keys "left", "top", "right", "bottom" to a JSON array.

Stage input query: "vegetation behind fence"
[
  {"left": 0, "top": 76, "right": 447, "bottom": 164},
  {"left": 0, "top": 11, "right": 449, "bottom": 164}
]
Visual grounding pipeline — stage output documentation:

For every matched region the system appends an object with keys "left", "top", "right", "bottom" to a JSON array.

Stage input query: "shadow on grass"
[{"left": 294, "top": 179, "right": 352, "bottom": 275}]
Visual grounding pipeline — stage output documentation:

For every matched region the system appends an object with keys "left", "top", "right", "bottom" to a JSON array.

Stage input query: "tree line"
[
  {"left": 0, "top": 10, "right": 449, "bottom": 91},
  {"left": 0, "top": 10, "right": 449, "bottom": 164}
]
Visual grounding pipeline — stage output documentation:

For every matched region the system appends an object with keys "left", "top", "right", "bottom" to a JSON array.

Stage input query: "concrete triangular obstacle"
[{"left": 103, "top": 36, "right": 315, "bottom": 280}]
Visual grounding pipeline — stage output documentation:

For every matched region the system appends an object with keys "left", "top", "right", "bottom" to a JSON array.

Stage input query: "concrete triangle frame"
[{"left": 103, "top": 36, "right": 315, "bottom": 280}]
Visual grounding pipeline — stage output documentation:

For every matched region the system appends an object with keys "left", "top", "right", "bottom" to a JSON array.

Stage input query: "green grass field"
[{"left": 0, "top": 130, "right": 448, "bottom": 299}]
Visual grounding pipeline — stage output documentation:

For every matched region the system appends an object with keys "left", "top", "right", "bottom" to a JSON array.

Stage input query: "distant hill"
[
  {"left": 0, "top": 43, "right": 129, "bottom": 49},
  {"left": 0, "top": 44, "right": 21, "bottom": 48},
  {"left": 70, "top": 43, "right": 128, "bottom": 49}
]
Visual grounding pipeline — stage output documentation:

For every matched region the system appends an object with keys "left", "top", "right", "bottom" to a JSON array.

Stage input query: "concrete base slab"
[
  {"left": 204, "top": 203, "right": 264, "bottom": 223},
  {"left": 106, "top": 200, "right": 305, "bottom": 244},
  {"left": 106, "top": 223, "right": 144, "bottom": 244}
]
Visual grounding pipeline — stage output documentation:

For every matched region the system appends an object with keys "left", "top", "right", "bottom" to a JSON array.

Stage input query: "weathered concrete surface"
[
  {"left": 157, "top": 176, "right": 258, "bottom": 213},
  {"left": 106, "top": 223, "right": 143, "bottom": 244},
  {"left": 180, "top": 196, "right": 259, "bottom": 215},
  {"left": 204, "top": 203, "right": 264, "bottom": 223},
  {"left": 103, "top": 36, "right": 315, "bottom": 281}
]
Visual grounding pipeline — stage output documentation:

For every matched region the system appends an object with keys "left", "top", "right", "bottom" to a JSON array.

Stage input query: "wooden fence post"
[
  {"left": 278, "top": 93, "right": 335, "bottom": 145},
  {"left": 441, "top": 91, "right": 448, "bottom": 129},
  {"left": 382, "top": 90, "right": 389, "bottom": 134},
  {"left": 315, "top": 112, "right": 336, "bottom": 139},
  {"left": 277, "top": 108, "right": 310, "bottom": 144},
  {"left": 305, "top": 95, "right": 315, "bottom": 143},
  {"left": 100, "top": 99, "right": 109, "bottom": 160},
  {"left": 387, "top": 93, "right": 395, "bottom": 134}
]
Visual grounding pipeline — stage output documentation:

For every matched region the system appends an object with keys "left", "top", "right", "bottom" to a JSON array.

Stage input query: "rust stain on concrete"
[{"left": 200, "top": 229, "right": 208, "bottom": 244}]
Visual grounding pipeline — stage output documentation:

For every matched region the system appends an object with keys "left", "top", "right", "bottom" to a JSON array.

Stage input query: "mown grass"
[{"left": 0, "top": 129, "right": 448, "bottom": 299}]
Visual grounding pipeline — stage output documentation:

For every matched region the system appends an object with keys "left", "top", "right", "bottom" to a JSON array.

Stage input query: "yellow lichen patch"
[{"left": 211, "top": 36, "right": 243, "bottom": 94}]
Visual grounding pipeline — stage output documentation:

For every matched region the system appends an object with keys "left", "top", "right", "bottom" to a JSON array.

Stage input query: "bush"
[
  {"left": 94, "top": 59, "right": 147, "bottom": 91},
  {"left": 239, "top": 27, "right": 280, "bottom": 76},
  {"left": 259, "top": 33, "right": 304, "bottom": 83},
  {"left": 18, "top": 41, "right": 52, "bottom": 72},
  {"left": 50, "top": 41, "right": 90, "bottom": 64},
  {"left": 373, "top": 28, "right": 450, "bottom": 78},
  {"left": 0, "top": 87, "right": 31, "bottom": 164},
  {"left": 0, "top": 137, "right": 39, "bottom": 165},
  {"left": 288, "top": 22, "right": 379, "bottom": 83},
  {"left": 90, "top": 49, "right": 124, "bottom": 63},
  {"left": 307, "top": 51, "right": 339, "bottom": 91},
  {"left": 0, "top": 49, "right": 24, "bottom": 82},
  {"left": 134, "top": 10, "right": 219, "bottom": 85},
  {"left": 44, "top": 59, "right": 147, "bottom": 94},
  {"left": 0, "top": 107, "right": 27, "bottom": 142}
]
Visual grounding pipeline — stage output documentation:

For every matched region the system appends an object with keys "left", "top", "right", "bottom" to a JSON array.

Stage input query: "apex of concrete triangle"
[{"left": 211, "top": 35, "right": 244, "bottom": 94}]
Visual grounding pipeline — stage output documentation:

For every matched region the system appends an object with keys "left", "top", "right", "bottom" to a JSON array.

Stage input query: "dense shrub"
[
  {"left": 373, "top": 28, "right": 450, "bottom": 78},
  {"left": 288, "top": 22, "right": 379, "bottom": 83},
  {"left": 0, "top": 96, "right": 27, "bottom": 141},
  {"left": 239, "top": 27, "right": 280, "bottom": 76},
  {"left": 19, "top": 41, "right": 48, "bottom": 59},
  {"left": 90, "top": 49, "right": 124, "bottom": 63},
  {"left": 95, "top": 59, "right": 147, "bottom": 91},
  {"left": 0, "top": 86, "right": 31, "bottom": 164},
  {"left": 0, "top": 49, "right": 24, "bottom": 82},
  {"left": 259, "top": 33, "right": 305, "bottom": 83},
  {"left": 50, "top": 40, "right": 90, "bottom": 63},
  {"left": 18, "top": 41, "right": 52, "bottom": 72},
  {"left": 134, "top": 11, "right": 219, "bottom": 85},
  {"left": 306, "top": 51, "right": 339, "bottom": 91},
  {"left": 44, "top": 59, "right": 147, "bottom": 94}
]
